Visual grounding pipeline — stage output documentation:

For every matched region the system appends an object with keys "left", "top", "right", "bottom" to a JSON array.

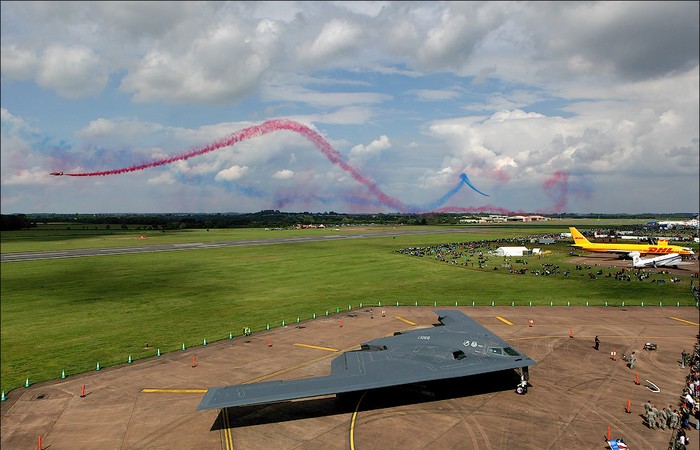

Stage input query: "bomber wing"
[{"left": 197, "top": 310, "right": 535, "bottom": 410}]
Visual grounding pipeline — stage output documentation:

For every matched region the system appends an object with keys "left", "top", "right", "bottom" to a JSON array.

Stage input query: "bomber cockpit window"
[
  {"left": 503, "top": 347, "right": 520, "bottom": 356},
  {"left": 487, "top": 347, "right": 502, "bottom": 355}
]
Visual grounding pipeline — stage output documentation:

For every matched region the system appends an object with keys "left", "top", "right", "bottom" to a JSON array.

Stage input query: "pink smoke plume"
[{"left": 540, "top": 170, "right": 568, "bottom": 213}]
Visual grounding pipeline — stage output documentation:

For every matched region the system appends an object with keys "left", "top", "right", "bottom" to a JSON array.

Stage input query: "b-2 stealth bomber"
[{"left": 197, "top": 309, "right": 536, "bottom": 410}]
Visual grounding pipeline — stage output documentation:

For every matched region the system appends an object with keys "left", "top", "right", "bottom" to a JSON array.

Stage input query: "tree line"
[{"left": 2, "top": 211, "right": 697, "bottom": 231}]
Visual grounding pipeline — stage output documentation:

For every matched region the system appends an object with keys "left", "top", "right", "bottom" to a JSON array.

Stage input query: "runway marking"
[
  {"left": 293, "top": 343, "right": 339, "bottom": 352},
  {"left": 669, "top": 316, "right": 699, "bottom": 326},
  {"left": 395, "top": 316, "right": 417, "bottom": 326},
  {"left": 222, "top": 407, "right": 233, "bottom": 450},
  {"left": 349, "top": 391, "right": 368, "bottom": 450},
  {"left": 245, "top": 343, "right": 360, "bottom": 384},
  {"left": 495, "top": 316, "right": 513, "bottom": 325},
  {"left": 141, "top": 388, "right": 207, "bottom": 394}
]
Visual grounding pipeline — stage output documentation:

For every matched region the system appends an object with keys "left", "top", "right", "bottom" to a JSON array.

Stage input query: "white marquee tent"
[{"left": 493, "top": 246, "right": 529, "bottom": 257}]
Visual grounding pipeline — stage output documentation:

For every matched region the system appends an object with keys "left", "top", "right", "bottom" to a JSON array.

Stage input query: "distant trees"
[
  {"left": 0, "top": 214, "right": 36, "bottom": 231},
  {"left": 7, "top": 211, "right": 697, "bottom": 231}
]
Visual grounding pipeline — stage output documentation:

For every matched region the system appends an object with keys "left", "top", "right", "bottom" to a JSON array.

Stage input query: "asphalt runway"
[
  {"left": 2, "top": 306, "right": 698, "bottom": 450},
  {"left": 0, "top": 228, "right": 465, "bottom": 262}
]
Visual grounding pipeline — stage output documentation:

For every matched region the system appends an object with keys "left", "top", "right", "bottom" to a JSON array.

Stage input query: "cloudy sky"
[{"left": 1, "top": 1, "right": 698, "bottom": 215}]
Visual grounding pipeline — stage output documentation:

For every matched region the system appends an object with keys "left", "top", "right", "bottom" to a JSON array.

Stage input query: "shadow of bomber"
[{"left": 214, "top": 370, "right": 521, "bottom": 430}]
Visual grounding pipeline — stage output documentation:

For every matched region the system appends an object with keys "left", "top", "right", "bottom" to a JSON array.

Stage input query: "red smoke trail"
[
  {"left": 540, "top": 170, "right": 568, "bottom": 213},
  {"left": 53, "top": 119, "right": 565, "bottom": 214},
  {"left": 433, "top": 205, "right": 527, "bottom": 215},
  {"left": 60, "top": 119, "right": 408, "bottom": 211}
]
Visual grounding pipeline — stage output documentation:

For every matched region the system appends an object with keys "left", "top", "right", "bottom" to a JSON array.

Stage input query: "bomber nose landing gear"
[{"left": 516, "top": 366, "right": 529, "bottom": 394}]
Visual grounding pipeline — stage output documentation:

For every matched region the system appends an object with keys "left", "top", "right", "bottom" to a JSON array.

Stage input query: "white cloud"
[
  {"left": 486, "top": 110, "right": 545, "bottom": 122},
  {"left": 332, "top": 1, "right": 390, "bottom": 17},
  {"left": 300, "top": 19, "right": 362, "bottom": 67},
  {"left": 288, "top": 106, "right": 377, "bottom": 126},
  {"left": 1, "top": 107, "right": 35, "bottom": 133},
  {"left": 262, "top": 85, "right": 390, "bottom": 108},
  {"left": 0, "top": 44, "right": 38, "bottom": 79},
  {"left": 120, "top": 16, "right": 282, "bottom": 103},
  {"left": 216, "top": 165, "right": 249, "bottom": 181},
  {"left": 36, "top": 45, "right": 108, "bottom": 98},
  {"left": 147, "top": 172, "right": 176, "bottom": 185},
  {"left": 2, "top": 168, "right": 55, "bottom": 186},
  {"left": 416, "top": 3, "right": 507, "bottom": 72},
  {"left": 349, "top": 135, "right": 391, "bottom": 160},
  {"left": 408, "top": 87, "right": 463, "bottom": 102},
  {"left": 272, "top": 169, "right": 294, "bottom": 179},
  {"left": 77, "top": 118, "right": 163, "bottom": 139}
]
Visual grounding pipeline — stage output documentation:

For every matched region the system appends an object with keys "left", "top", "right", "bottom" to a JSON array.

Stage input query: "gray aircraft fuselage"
[{"left": 197, "top": 309, "right": 535, "bottom": 410}]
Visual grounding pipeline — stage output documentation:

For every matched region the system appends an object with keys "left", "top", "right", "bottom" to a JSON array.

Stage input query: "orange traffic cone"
[
  {"left": 192, "top": 356, "right": 197, "bottom": 367},
  {"left": 635, "top": 373, "right": 639, "bottom": 385},
  {"left": 625, "top": 399, "right": 631, "bottom": 413},
  {"left": 339, "top": 319, "right": 343, "bottom": 328},
  {"left": 529, "top": 319, "right": 533, "bottom": 327}
]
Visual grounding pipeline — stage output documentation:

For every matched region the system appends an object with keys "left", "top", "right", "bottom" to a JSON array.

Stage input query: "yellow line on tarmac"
[
  {"left": 669, "top": 317, "right": 699, "bottom": 326},
  {"left": 222, "top": 407, "right": 233, "bottom": 450},
  {"left": 141, "top": 388, "right": 207, "bottom": 394},
  {"left": 349, "top": 391, "right": 368, "bottom": 450},
  {"left": 245, "top": 343, "right": 361, "bottom": 384},
  {"left": 395, "top": 316, "right": 417, "bottom": 326},
  {"left": 293, "top": 343, "right": 339, "bottom": 352},
  {"left": 495, "top": 316, "right": 513, "bottom": 325}
]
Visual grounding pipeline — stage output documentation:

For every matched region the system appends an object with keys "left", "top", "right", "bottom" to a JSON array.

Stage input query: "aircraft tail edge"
[
  {"left": 568, "top": 227, "right": 591, "bottom": 245},
  {"left": 628, "top": 251, "right": 642, "bottom": 267}
]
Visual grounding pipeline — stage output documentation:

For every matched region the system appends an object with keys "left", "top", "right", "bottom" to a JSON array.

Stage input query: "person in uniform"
[
  {"left": 647, "top": 406, "right": 656, "bottom": 429},
  {"left": 670, "top": 409, "right": 680, "bottom": 429},
  {"left": 657, "top": 407, "right": 667, "bottom": 430}
]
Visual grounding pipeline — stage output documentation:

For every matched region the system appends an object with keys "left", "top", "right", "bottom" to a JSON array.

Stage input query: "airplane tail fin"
[
  {"left": 629, "top": 251, "right": 641, "bottom": 267},
  {"left": 568, "top": 227, "right": 591, "bottom": 246}
]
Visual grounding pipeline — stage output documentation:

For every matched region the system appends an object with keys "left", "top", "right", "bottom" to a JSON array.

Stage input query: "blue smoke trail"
[
  {"left": 460, "top": 172, "right": 489, "bottom": 197},
  {"left": 423, "top": 172, "right": 489, "bottom": 211}
]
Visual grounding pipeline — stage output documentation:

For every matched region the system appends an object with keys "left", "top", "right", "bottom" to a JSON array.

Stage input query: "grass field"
[{"left": 1, "top": 222, "right": 698, "bottom": 393}]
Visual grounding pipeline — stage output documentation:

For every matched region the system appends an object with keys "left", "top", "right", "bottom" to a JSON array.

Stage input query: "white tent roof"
[{"left": 494, "top": 246, "right": 529, "bottom": 256}]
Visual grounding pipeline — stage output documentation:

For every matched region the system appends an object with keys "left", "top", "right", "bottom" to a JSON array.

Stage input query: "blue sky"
[{"left": 1, "top": 1, "right": 698, "bottom": 214}]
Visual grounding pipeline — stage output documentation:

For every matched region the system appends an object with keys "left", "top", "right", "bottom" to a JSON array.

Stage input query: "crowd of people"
[
  {"left": 395, "top": 237, "right": 694, "bottom": 286},
  {"left": 669, "top": 335, "right": 700, "bottom": 450},
  {"left": 642, "top": 336, "right": 699, "bottom": 450}
]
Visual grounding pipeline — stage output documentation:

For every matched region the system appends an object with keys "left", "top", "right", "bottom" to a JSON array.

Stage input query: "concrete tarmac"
[{"left": 2, "top": 306, "right": 699, "bottom": 449}]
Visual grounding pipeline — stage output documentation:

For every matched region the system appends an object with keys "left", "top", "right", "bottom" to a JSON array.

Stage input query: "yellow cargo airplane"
[{"left": 569, "top": 227, "right": 695, "bottom": 256}]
